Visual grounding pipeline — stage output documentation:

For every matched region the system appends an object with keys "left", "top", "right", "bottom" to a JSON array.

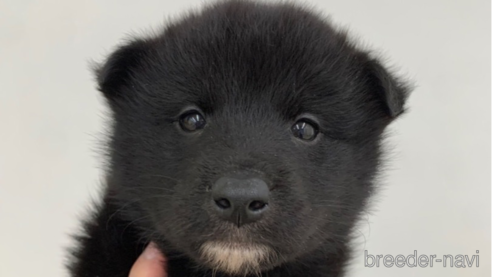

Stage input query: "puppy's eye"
[
  {"left": 291, "top": 120, "right": 318, "bottom": 141},
  {"left": 179, "top": 111, "right": 206, "bottom": 132}
]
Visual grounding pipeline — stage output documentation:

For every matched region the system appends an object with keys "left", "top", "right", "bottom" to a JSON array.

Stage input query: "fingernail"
[{"left": 142, "top": 242, "right": 160, "bottom": 260}]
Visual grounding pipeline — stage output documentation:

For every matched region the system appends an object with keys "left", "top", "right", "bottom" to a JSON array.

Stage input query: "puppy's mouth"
[{"left": 199, "top": 241, "right": 276, "bottom": 275}]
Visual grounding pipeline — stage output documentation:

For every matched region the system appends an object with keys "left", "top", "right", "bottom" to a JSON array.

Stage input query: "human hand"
[{"left": 129, "top": 242, "right": 167, "bottom": 277}]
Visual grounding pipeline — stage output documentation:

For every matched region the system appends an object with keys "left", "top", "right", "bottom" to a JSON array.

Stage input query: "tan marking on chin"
[{"left": 200, "top": 242, "right": 274, "bottom": 275}]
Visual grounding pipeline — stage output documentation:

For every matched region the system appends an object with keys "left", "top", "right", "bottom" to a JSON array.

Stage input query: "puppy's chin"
[{"left": 199, "top": 242, "right": 275, "bottom": 275}]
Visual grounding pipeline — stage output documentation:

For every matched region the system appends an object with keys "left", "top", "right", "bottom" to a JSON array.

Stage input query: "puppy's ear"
[
  {"left": 364, "top": 58, "right": 411, "bottom": 118},
  {"left": 94, "top": 39, "right": 151, "bottom": 101}
]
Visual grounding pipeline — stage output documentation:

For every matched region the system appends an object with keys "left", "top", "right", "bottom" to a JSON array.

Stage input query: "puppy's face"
[{"left": 99, "top": 2, "right": 408, "bottom": 275}]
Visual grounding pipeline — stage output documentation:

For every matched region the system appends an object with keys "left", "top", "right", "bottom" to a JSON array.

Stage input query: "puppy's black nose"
[{"left": 212, "top": 174, "right": 270, "bottom": 227}]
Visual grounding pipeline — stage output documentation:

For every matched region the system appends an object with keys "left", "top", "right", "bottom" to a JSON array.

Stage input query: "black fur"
[{"left": 68, "top": 1, "right": 410, "bottom": 276}]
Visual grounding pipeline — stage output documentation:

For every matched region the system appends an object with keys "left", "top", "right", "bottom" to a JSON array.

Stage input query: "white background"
[{"left": 0, "top": 0, "right": 489, "bottom": 276}]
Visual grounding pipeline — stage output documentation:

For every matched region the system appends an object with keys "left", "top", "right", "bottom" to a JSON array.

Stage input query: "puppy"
[{"left": 68, "top": 1, "right": 410, "bottom": 276}]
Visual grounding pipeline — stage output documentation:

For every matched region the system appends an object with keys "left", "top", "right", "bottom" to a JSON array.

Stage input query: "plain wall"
[{"left": 0, "top": 0, "right": 489, "bottom": 276}]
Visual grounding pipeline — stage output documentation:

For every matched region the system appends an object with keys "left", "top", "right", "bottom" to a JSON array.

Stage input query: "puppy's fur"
[{"left": 68, "top": 1, "right": 410, "bottom": 276}]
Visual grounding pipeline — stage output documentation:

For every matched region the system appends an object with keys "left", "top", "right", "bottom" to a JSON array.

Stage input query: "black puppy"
[{"left": 69, "top": 1, "right": 410, "bottom": 276}]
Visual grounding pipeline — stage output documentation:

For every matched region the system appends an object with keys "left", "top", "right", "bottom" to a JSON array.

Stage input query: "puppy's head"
[{"left": 97, "top": 1, "right": 410, "bottom": 275}]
